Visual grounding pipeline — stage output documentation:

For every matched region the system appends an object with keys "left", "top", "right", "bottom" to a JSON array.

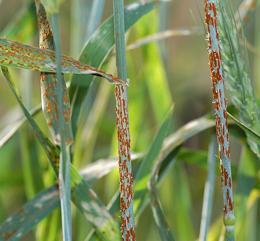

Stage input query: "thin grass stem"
[
  {"left": 199, "top": 135, "right": 217, "bottom": 241},
  {"left": 50, "top": 13, "right": 72, "bottom": 241}
]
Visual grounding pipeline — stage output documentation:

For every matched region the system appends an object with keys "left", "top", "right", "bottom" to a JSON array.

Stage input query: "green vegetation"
[{"left": 0, "top": 0, "right": 259, "bottom": 241}]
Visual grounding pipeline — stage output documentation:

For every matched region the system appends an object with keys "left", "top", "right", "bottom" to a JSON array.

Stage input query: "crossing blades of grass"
[
  {"left": 50, "top": 11, "right": 72, "bottom": 241},
  {"left": 227, "top": 112, "right": 260, "bottom": 143},
  {"left": 1, "top": 67, "right": 120, "bottom": 241},
  {"left": 69, "top": 1, "right": 155, "bottom": 134},
  {"left": 0, "top": 154, "right": 135, "bottom": 241},
  {"left": 146, "top": 111, "right": 175, "bottom": 241},
  {"left": 35, "top": 1, "right": 73, "bottom": 145},
  {"left": 1, "top": 67, "right": 59, "bottom": 163},
  {"left": 134, "top": 116, "right": 215, "bottom": 221},
  {"left": 134, "top": 108, "right": 173, "bottom": 216},
  {"left": 87, "top": 115, "right": 215, "bottom": 240}
]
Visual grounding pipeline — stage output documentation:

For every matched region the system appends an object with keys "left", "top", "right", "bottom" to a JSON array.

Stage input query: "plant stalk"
[
  {"left": 204, "top": 1, "right": 235, "bottom": 240},
  {"left": 113, "top": 0, "right": 135, "bottom": 240},
  {"left": 51, "top": 13, "right": 72, "bottom": 241},
  {"left": 199, "top": 135, "right": 217, "bottom": 241}
]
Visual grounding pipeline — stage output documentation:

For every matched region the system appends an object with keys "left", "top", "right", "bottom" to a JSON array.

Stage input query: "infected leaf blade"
[
  {"left": 0, "top": 38, "right": 123, "bottom": 84},
  {"left": 0, "top": 186, "right": 59, "bottom": 241},
  {"left": 35, "top": 1, "right": 73, "bottom": 145}
]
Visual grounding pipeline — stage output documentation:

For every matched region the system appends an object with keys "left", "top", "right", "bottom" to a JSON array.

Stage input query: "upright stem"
[
  {"left": 204, "top": 1, "right": 235, "bottom": 240},
  {"left": 199, "top": 135, "right": 217, "bottom": 241},
  {"left": 113, "top": 0, "right": 136, "bottom": 240},
  {"left": 51, "top": 14, "right": 72, "bottom": 241}
]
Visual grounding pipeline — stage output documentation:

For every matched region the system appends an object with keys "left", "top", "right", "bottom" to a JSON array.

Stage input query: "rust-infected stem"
[
  {"left": 113, "top": 0, "right": 136, "bottom": 240},
  {"left": 204, "top": 1, "right": 235, "bottom": 240}
]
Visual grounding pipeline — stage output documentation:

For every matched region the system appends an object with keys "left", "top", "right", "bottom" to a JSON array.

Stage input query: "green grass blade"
[
  {"left": 50, "top": 12, "right": 72, "bottom": 241},
  {"left": 69, "top": 2, "right": 155, "bottom": 134},
  {"left": 135, "top": 116, "right": 215, "bottom": 219},
  {"left": 113, "top": 0, "right": 127, "bottom": 81},
  {"left": 175, "top": 148, "right": 208, "bottom": 169},
  {"left": 148, "top": 182, "right": 175, "bottom": 241},
  {"left": 70, "top": 0, "right": 90, "bottom": 57},
  {"left": 228, "top": 112, "right": 260, "bottom": 142},
  {"left": 0, "top": 106, "right": 40, "bottom": 148},
  {"left": 86, "top": 0, "right": 105, "bottom": 39},
  {"left": 135, "top": 11, "right": 172, "bottom": 123},
  {"left": 235, "top": 146, "right": 258, "bottom": 241},
  {"left": 20, "top": 129, "right": 44, "bottom": 199},
  {"left": 170, "top": 164, "right": 196, "bottom": 240},
  {"left": 41, "top": 0, "right": 64, "bottom": 14},
  {"left": 199, "top": 136, "right": 218, "bottom": 241},
  {"left": 134, "top": 108, "right": 173, "bottom": 215},
  {"left": 148, "top": 124, "right": 175, "bottom": 241},
  {"left": 0, "top": 38, "right": 123, "bottom": 84},
  {"left": 0, "top": 186, "right": 59, "bottom": 241},
  {"left": 1, "top": 67, "right": 58, "bottom": 163}
]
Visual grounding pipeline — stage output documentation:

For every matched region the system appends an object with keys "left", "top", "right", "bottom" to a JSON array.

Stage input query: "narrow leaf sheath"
[
  {"left": 35, "top": 1, "right": 72, "bottom": 145},
  {"left": 204, "top": 1, "right": 235, "bottom": 240}
]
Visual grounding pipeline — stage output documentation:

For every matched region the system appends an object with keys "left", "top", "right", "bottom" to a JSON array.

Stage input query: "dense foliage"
[{"left": 0, "top": 0, "right": 259, "bottom": 241}]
